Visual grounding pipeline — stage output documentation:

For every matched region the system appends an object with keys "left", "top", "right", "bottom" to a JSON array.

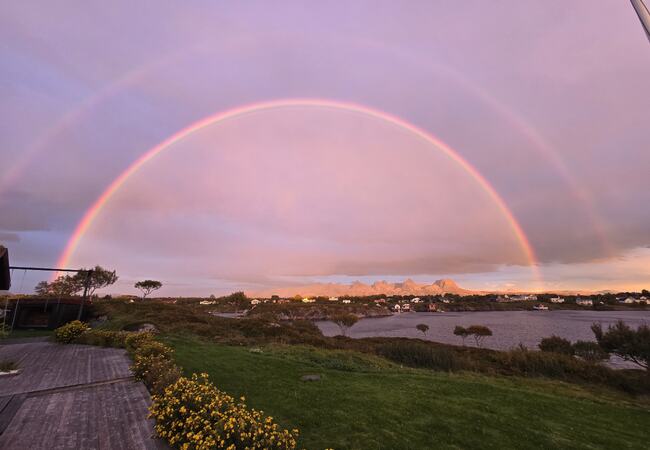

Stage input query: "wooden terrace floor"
[{"left": 0, "top": 340, "right": 167, "bottom": 449}]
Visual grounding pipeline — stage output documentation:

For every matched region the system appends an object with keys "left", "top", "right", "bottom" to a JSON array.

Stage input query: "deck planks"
[
  {"left": 0, "top": 342, "right": 131, "bottom": 396},
  {"left": 0, "top": 341, "right": 167, "bottom": 449}
]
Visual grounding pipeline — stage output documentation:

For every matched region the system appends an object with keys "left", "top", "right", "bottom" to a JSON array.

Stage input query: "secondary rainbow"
[{"left": 56, "top": 98, "right": 541, "bottom": 285}]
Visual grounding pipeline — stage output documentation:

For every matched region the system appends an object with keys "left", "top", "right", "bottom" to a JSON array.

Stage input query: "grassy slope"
[{"left": 165, "top": 335, "right": 650, "bottom": 450}]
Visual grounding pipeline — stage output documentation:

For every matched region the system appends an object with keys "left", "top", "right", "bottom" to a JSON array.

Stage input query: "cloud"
[
  {"left": 1, "top": 1, "right": 648, "bottom": 293},
  {"left": 0, "top": 231, "right": 20, "bottom": 242}
]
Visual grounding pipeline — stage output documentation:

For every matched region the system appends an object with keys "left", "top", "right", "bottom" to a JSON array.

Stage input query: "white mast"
[{"left": 631, "top": 0, "right": 650, "bottom": 42}]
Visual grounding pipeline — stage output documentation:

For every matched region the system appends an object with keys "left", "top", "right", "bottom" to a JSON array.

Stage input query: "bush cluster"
[
  {"left": 76, "top": 329, "right": 130, "bottom": 347},
  {"left": 132, "top": 354, "right": 182, "bottom": 395},
  {"left": 54, "top": 320, "right": 89, "bottom": 343},
  {"left": 539, "top": 336, "right": 609, "bottom": 363},
  {"left": 125, "top": 331, "right": 156, "bottom": 352},
  {"left": 376, "top": 340, "right": 462, "bottom": 371},
  {"left": 150, "top": 373, "right": 299, "bottom": 449}
]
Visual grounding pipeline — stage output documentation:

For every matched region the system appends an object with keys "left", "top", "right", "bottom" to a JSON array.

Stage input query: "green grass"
[{"left": 165, "top": 335, "right": 650, "bottom": 450}]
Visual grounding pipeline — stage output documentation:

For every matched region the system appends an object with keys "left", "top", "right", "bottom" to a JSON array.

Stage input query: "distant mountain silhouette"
[{"left": 250, "top": 278, "right": 473, "bottom": 298}]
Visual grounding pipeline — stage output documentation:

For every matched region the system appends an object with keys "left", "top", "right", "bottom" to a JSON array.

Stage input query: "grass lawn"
[{"left": 165, "top": 335, "right": 650, "bottom": 450}]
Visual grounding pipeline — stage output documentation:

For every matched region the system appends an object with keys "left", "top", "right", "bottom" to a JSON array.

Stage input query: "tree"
[
  {"left": 453, "top": 325, "right": 470, "bottom": 346},
  {"left": 134, "top": 280, "right": 162, "bottom": 299},
  {"left": 539, "top": 335, "right": 574, "bottom": 355},
  {"left": 331, "top": 313, "right": 358, "bottom": 336},
  {"left": 572, "top": 340, "right": 608, "bottom": 363},
  {"left": 416, "top": 323, "right": 429, "bottom": 337},
  {"left": 34, "top": 275, "right": 82, "bottom": 296},
  {"left": 592, "top": 321, "right": 650, "bottom": 370},
  {"left": 224, "top": 291, "right": 249, "bottom": 310},
  {"left": 74, "top": 266, "right": 118, "bottom": 297},
  {"left": 466, "top": 325, "right": 492, "bottom": 347}
]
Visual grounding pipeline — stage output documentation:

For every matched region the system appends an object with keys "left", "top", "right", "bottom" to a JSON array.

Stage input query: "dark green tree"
[
  {"left": 134, "top": 280, "right": 162, "bottom": 299},
  {"left": 539, "top": 335, "right": 574, "bottom": 355},
  {"left": 331, "top": 313, "right": 359, "bottom": 336},
  {"left": 466, "top": 325, "right": 492, "bottom": 347},
  {"left": 592, "top": 321, "right": 650, "bottom": 370}
]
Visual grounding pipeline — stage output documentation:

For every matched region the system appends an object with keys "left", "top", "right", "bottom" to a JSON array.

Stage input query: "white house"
[
  {"left": 401, "top": 303, "right": 411, "bottom": 312},
  {"left": 342, "top": 299, "right": 351, "bottom": 304},
  {"left": 623, "top": 297, "right": 646, "bottom": 304},
  {"left": 411, "top": 297, "right": 421, "bottom": 303},
  {"left": 576, "top": 298, "right": 593, "bottom": 306},
  {"left": 392, "top": 304, "right": 401, "bottom": 312},
  {"left": 328, "top": 297, "right": 339, "bottom": 302},
  {"left": 550, "top": 297, "right": 564, "bottom": 304},
  {"left": 251, "top": 299, "right": 261, "bottom": 305},
  {"left": 302, "top": 297, "right": 315, "bottom": 303},
  {"left": 199, "top": 300, "right": 216, "bottom": 305}
]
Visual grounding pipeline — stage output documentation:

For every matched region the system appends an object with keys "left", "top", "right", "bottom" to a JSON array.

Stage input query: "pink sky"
[{"left": 1, "top": 1, "right": 648, "bottom": 295}]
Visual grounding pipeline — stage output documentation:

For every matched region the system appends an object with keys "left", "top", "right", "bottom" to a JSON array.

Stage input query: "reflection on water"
[{"left": 317, "top": 310, "right": 650, "bottom": 368}]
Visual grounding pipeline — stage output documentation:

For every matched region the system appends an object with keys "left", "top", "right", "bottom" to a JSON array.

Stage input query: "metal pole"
[{"left": 9, "top": 266, "right": 81, "bottom": 273}]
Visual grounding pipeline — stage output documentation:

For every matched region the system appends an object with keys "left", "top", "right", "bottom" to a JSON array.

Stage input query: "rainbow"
[{"left": 56, "top": 98, "right": 542, "bottom": 286}]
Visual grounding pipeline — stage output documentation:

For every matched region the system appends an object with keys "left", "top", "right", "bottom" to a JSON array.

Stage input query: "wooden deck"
[{"left": 0, "top": 341, "right": 167, "bottom": 449}]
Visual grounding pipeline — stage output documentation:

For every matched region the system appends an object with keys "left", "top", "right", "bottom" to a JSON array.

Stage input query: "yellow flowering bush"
[
  {"left": 134, "top": 340, "right": 174, "bottom": 360},
  {"left": 54, "top": 320, "right": 89, "bottom": 343},
  {"left": 132, "top": 354, "right": 182, "bottom": 395},
  {"left": 76, "top": 329, "right": 130, "bottom": 347},
  {"left": 125, "top": 331, "right": 156, "bottom": 353},
  {"left": 150, "top": 373, "right": 299, "bottom": 449}
]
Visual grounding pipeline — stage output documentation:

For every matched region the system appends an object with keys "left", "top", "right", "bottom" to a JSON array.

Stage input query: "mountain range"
[{"left": 250, "top": 278, "right": 473, "bottom": 298}]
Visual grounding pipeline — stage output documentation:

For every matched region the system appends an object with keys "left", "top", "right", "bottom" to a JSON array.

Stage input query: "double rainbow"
[{"left": 56, "top": 98, "right": 541, "bottom": 285}]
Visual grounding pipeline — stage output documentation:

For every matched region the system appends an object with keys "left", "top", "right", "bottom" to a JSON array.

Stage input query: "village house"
[
  {"left": 199, "top": 300, "right": 216, "bottom": 305},
  {"left": 410, "top": 297, "right": 421, "bottom": 303},
  {"left": 427, "top": 303, "right": 438, "bottom": 312},
  {"left": 550, "top": 297, "right": 564, "bottom": 303},
  {"left": 302, "top": 297, "right": 315, "bottom": 303},
  {"left": 342, "top": 299, "right": 351, "bottom": 304},
  {"left": 623, "top": 297, "right": 646, "bottom": 304},
  {"left": 401, "top": 303, "right": 411, "bottom": 312},
  {"left": 392, "top": 304, "right": 401, "bottom": 313},
  {"left": 328, "top": 297, "right": 339, "bottom": 302},
  {"left": 373, "top": 298, "right": 386, "bottom": 304},
  {"left": 250, "top": 299, "right": 261, "bottom": 305},
  {"left": 576, "top": 298, "right": 593, "bottom": 306}
]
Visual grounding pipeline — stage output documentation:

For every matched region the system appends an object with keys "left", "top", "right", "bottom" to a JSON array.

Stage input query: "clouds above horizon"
[{"left": 1, "top": 1, "right": 649, "bottom": 294}]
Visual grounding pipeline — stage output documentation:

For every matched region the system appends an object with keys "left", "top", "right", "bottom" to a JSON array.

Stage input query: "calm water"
[{"left": 317, "top": 310, "right": 650, "bottom": 368}]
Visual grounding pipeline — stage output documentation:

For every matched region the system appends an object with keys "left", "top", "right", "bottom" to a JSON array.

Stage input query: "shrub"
[
  {"left": 592, "top": 321, "right": 650, "bottom": 370},
  {"left": 54, "top": 320, "right": 89, "bottom": 343},
  {"left": 125, "top": 331, "right": 156, "bottom": 353},
  {"left": 572, "top": 340, "right": 608, "bottom": 363},
  {"left": 376, "top": 341, "right": 461, "bottom": 372},
  {"left": 134, "top": 340, "right": 174, "bottom": 360},
  {"left": 496, "top": 347, "right": 593, "bottom": 379},
  {"left": 132, "top": 354, "right": 182, "bottom": 395},
  {"left": 416, "top": 323, "right": 429, "bottom": 337},
  {"left": 150, "top": 373, "right": 299, "bottom": 449},
  {"left": 76, "top": 330, "right": 129, "bottom": 348},
  {"left": 539, "top": 336, "right": 574, "bottom": 355}
]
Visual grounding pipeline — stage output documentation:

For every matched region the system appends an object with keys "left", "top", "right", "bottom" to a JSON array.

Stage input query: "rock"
[
  {"left": 124, "top": 323, "right": 159, "bottom": 333},
  {"left": 300, "top": 374, "right": 322, "bottom": 382}
]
